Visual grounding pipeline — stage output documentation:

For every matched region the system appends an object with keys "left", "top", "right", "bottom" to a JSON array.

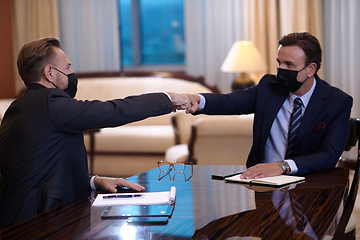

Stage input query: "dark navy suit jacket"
[
  {"left": 197, "top": 74, "right": 353, "bottom": 175},
  {"left": 0, "top": 84, "right": 173, "bottom": 229}
]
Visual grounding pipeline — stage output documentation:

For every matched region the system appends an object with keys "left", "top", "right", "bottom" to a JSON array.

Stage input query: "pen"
[
  {"left": 103, "top": 194, "right": 145, "bottom": 199},
  {"left": 223, "top": 172, "right": 243, "bottom": 178},
  {"left": 211, "top": 172, "right": 243, "bottom": 180}
]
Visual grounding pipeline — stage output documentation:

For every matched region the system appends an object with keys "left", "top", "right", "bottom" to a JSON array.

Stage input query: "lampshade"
[{"left": 221, "top": 41, "right": 267, "bottom": 73}]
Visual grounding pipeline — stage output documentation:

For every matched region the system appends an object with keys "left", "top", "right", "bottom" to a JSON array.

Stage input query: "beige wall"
[{"left": 0, "top": 0, "right": 16, "bottom": 99}]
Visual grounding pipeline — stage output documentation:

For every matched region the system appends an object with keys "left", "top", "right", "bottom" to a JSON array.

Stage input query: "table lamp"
[{"left": 221, "top": 41, "right": 267, "bottom": 91}]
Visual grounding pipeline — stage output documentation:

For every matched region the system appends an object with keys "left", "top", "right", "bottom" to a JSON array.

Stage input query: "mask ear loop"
[
  {"left": 299, "top": 63, "right": 310, "bottom": 72},
  {"left": 50, "top": 65, "right": 68, "bottom": 89},
  {"left": 52, "top": 66, "right": 68, "bottom": 76},
  {"left": 51, "top": 82, "right": 60, "bottom": 88},
  {"left": 47, "top": 66, "right": 59, "bottom": 89},
  {"left": 298, "top": 63, "right": 311, "bottom": 84}
]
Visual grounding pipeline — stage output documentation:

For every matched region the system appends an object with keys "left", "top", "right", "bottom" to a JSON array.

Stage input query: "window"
[{"left": 119, "top": 0, "right": 185, "bottom": 69}]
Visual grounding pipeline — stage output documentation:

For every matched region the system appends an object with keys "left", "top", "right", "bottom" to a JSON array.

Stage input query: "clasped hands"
[{"left": 167, "top": 93, "right": 200, "bottom": 113}]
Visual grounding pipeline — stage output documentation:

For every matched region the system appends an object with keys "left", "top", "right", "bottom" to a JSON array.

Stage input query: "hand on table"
[
  {"left": 94, "top": 177, "right": 145, "bottom": 193},
  {"left": 240, "top": 162, "right": 283, "bottom": 179}
]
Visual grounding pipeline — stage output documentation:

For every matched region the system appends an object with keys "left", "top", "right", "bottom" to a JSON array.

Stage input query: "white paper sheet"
[{"left": 93, "top": 186, "right": 176, "bottom": 207}]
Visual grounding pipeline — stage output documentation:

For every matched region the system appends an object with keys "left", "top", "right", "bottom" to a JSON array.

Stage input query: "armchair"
[
  {"left": 165, "top": 114, "right": 254, "bottom": 165},
  {"left": 329, "top": 118, "right": 360, "bottom": 240}
]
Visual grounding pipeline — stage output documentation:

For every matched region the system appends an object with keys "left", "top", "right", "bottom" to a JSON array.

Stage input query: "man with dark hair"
[
  {"left": 278, "top": 32, "right": 322, "bottom": 73},
  {"left": 184, "top": 32, "right": 353, "bottom": 179},
  {"left": 0, "top": 37, "right": 189, "bottom": 229}
]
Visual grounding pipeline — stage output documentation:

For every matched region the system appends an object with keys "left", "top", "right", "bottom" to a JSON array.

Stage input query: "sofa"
[
  {"left": 0, "top": 99, "right": 14, "bottom": 122},
  {"left": 74, "top": 71, "right": 217, "bottom": 177}
]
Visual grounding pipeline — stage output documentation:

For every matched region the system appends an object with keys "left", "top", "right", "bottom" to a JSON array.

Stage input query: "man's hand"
[
  {"left": 185, "top": 94, "right": 200, "bottom": 113},
  {"left": 167, "top": 92, "right": 190, "bottom": 112},
  {"left": 240, "top": 162, "right": 283, "bottom": 179},
  {"left": 166, "top": 92, "right": 200, "bottom": 113},
  {"left": 94, "top": 177, "right": 145, "bottom": 193}
]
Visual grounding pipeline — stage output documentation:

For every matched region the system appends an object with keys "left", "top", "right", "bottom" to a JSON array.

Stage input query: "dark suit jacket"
[
  {"left": 0, "top": 84, "right": 173, "bottom": 230},
  {"left": 197, "top": 74, "right": 353, "bottom": 175}
]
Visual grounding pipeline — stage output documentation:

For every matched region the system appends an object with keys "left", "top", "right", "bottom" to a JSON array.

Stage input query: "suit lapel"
[{"left": 294, "top": 77, "right": 329, "bottom": 148}]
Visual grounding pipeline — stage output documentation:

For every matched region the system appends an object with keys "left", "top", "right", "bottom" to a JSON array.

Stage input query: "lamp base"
[{"left": 231, "top": 72, "right": 255, "bottom": 91}]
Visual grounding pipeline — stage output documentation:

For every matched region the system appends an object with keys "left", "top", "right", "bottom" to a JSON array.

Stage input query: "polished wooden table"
[{"left": 0, "top": 165, "right": 349, "bottom": 240}]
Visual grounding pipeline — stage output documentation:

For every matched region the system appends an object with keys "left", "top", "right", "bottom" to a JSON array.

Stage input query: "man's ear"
[
  {"left": 43, "top": 64, "right": 53, "bottom": 82},
  {"left": 307, "top": 63, "right": 317, "bottom": 77}
]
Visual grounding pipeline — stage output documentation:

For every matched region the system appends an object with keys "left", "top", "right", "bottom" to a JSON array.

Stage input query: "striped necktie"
[{"left": 285, "top": 98, "right": 303, "bottom": 159}]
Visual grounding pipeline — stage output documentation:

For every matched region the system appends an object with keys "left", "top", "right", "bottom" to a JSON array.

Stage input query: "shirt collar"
[{"left": 289, "top": 77, "right": 316, "bottom": 108}]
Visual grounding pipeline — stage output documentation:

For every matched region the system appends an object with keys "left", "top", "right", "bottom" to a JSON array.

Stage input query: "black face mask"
[
  {"left": 64, "top": 73, "right": 78, "bottom": 98},
  {"left": 276, "top": 65, "right": 308, "bottom": 93},
  {"left": 52, "top": 67, "right": 78, "bottom": 98}
]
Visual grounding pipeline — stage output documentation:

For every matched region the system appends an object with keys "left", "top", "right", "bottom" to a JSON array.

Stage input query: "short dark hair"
[
  {"left": 278, "top": 32, "right": 322, "bottom": 73},
  {"left": 17, "top": 37, "right": 62, "bottom": 86}
]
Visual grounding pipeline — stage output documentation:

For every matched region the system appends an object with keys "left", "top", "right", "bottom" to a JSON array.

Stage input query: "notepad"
[
  {"left": 93, "top": 186, "right": 176, "bottom": 207},
  {"left": 225, "top": 174, "right": 305, "bottom": 186}
]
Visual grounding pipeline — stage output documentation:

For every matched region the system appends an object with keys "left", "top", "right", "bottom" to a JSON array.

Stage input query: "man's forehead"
[
  {"left": 53, "top": 47, "right": 71, "bottom": 66},
  {"left": 277, "top": 45, "right": 306, "bottom": 62}
]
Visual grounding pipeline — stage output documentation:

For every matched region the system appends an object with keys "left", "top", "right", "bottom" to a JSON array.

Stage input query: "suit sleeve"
[
  {"left": 194, "top": 85, "right": 258, "bottom": 115},
  {"left": 47, "top": 91, "right": 174, "bottom": 133}
]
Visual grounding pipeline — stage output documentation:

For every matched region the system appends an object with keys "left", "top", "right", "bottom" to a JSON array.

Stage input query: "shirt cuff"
[
  {"left": 286, "top": 160, "right": 298, "bottom": 174},
  {"left": 90, "top": 175, "right": 99, "bottom": 191},
  {"left": 163, "top": 92, "right": 172, "bottom": 101},
  {"left": 197, "top": 94, "right": 206, "bottom": 111}
]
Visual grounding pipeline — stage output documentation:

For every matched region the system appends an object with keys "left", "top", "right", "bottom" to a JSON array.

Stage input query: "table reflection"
[{"left": 192, "top": 184, "right": 317, "bottom": 239}]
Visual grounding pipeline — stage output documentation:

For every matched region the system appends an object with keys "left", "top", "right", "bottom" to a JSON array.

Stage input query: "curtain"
[
  {"left": 58, "top": 0, "right": 120, "bottom": 73},
  {"left": 323, "top": 0, "right": 360, "bottom": 160},
  {"left": 12, "top": 0, "right": 60, "bottom": 94},
  {"left": 185, "top": 0, "right": 245, "bottom": 93},
  {"left": 185, "top": 0, "right": 323, "bottom": 93},
  {"left": 323, "top": 0, "right": 360, "bottom": 119},
  {"left": 243, "top": 0, "right": 278, "bottom": 79}
]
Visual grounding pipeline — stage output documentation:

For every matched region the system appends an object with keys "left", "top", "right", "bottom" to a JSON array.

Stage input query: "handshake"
[{"left": 167, "top": 93, "right": 201, "bottom": 114}]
